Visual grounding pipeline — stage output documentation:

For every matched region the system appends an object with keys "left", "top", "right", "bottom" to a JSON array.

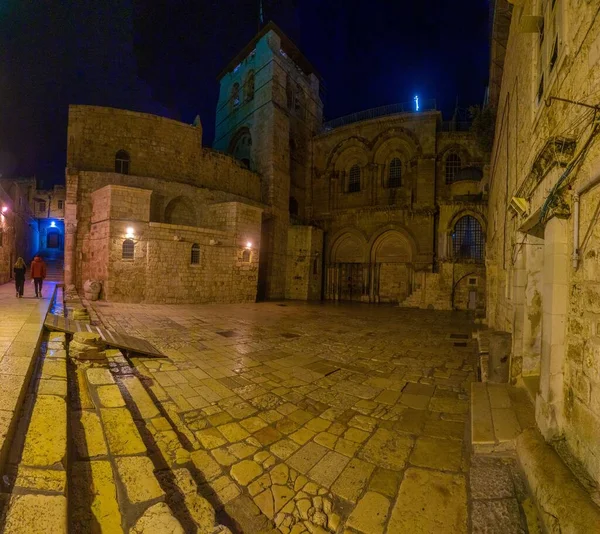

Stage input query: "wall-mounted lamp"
[
  {"left": 50, "top": 221, "right": 56, "bottom": 228},
  {"left": 1, "top": 206, "right": 8, "bottom": 214},
  {"left": 245, "top": 241, "right": 253, "bottom": 249},
  {"left": 126, "top": 227, "right": 135, "bottom": 238}
]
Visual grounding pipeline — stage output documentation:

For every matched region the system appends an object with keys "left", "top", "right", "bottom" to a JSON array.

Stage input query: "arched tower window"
[
  {"left": 242, "top": 249, "right": 251, "bottom": 262},
  {"left": 230, "top": 129, "right": 252, "bottom": 169},
  {"left": 231, "top": 83, "right": 240, "bottom": 108},
  {"left": 115, "top": 150, "right": 130, "bottom": 174},
  {"left": 244, "top": 71, "right": 255, "bottom": 102},
  {"left": 453, "top": 216, "right": 484, "bottom": 262},
  {"left": 348, "top": 165, "right": 361, "bottom": 193},
  {"left": 122, "top": 239, "right": 134, "bottom": 260},
  {"left": 191, "top": 243, "right": 200, "bottom": 264},
  {"left": 289, "top": 196, "right": 299, "bottom": 217},
  {"left": 389, "top": 158, "right": 402, "bottom": 188},
  {"left": 445, "top": 153, "right": 461, "bottom": 184}
]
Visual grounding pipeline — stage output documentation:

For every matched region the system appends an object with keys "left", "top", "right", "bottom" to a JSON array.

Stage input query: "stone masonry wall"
[
  {"left": 86, "top": 185, "right": 262, "bottom": 304},
  {"left": 67, "top": 106, "right": 261, "bottom": 201},
  {"left": 486, "top": 0, "right": 600, "bottom": 483},
  {"left": 285, "top": 225, "right": 323, "bottom": 300}
]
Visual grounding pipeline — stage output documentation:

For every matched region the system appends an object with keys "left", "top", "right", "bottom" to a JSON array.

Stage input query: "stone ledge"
[{"left": 517, "top": 428, "right": 600, "bottom": 533}]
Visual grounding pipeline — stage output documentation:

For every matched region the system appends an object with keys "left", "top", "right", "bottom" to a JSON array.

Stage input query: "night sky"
[{"left": 0, "top": 0, "right": 490, "bottom": 187}]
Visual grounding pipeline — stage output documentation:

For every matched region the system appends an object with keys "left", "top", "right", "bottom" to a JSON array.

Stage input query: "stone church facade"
[
  {"left": 65, "top": 22, "right": 488, "bottom": 310},
  {"left": 486, "top": 0, "right": 600, "bottom": 485}
]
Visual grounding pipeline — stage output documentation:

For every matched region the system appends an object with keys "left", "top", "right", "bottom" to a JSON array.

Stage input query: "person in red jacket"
[{"left": 30, "top": 255, "right": 47, "bottom": 298}]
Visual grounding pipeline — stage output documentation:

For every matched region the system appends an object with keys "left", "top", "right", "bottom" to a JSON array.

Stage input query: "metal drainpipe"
[{"left": 573, "top": 173, "right": 600, "bottom": 269}]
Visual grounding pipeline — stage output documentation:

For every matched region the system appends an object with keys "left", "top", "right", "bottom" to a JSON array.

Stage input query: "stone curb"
[
  {"left": 3, "top": 331, "right": 68, "bottom": 534},
  {"left": 0, "top": 288, "right": 55, "bottom": 478},
  {"left": 516, "top": 428, "right": 600, "bottom": 534}
]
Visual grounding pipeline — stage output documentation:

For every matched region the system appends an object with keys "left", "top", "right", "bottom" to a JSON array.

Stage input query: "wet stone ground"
[{"left": 90, "top": 301, "right": 533, "bottom": 533}]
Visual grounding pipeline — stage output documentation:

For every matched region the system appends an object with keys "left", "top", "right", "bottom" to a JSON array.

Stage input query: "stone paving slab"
[
  {"left": 0, "top": 281, "right": 55, "bottom": 475},
  {"left": 88, "top": 301, "right": 541, "bottom": 533}
]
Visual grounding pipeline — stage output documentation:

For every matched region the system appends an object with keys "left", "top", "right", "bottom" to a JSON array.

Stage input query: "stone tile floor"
[{"left": 90, "top": 300, "right": 534, "bottom": 533}]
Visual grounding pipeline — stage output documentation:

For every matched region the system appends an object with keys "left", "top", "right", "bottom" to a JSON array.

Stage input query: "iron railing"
[{"left": 321, "top": 99, "right": 437, "bottom": 132}]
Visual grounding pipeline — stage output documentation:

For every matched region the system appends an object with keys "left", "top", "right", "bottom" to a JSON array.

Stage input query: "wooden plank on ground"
[{"left": 44, "top": 313, "right": 164, "bottom": 357}]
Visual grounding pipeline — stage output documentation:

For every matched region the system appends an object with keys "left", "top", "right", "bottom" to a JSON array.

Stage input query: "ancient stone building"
[
  {"left": 486, "top": 0, "right": 600, "bottom": 485},
  {"left": 0, "top": 178, "right": 39, "bottom": 284},
  {"left": 65, "top": 22, "right": 488, "bottom": 309}
]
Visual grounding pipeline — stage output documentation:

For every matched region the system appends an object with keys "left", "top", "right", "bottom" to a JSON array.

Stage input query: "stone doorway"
[{"left": 47, "top": 229, "right": 60, "bottom": 248}]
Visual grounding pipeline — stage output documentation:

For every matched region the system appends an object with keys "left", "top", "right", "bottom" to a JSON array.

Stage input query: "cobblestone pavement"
[{"left": 90, "top": 301, "right": 532, "bottom": 533}]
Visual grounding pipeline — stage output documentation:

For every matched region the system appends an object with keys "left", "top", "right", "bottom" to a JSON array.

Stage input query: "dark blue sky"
[{"left": 0, "top": 0, "right": 490, "bottom": 186}]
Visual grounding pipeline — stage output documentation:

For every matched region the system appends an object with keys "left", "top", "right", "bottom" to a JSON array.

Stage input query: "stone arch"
[
  {"left": 164, "top": 196, "right": 197, "bottom": 227},
  {"left": 370, "top": 230, "right": 413, "bottom": 264},
  {"left": 229, "top": 127, "right": 253, "bottom": 169},
  {"left": 447, "top": 209, "right": 487, "bottom": 236},
  {"left": 325, "top": 136, "right": 370, "bottom": 174},
  {"left": 368, "top": 224, "right": 419, "bottom": 261},
  {"left": 329, "top": 228, "right": 368, "bottom": 263},
  {"left": 371, "top": 128, "right": 423, "bottom": 163}
]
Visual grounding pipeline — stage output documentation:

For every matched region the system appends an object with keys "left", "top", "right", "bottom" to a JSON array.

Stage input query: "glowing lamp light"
[
  {"left": 126, "top": 227, "right": 135, "bottom": 238},
  {"left": 245, "top": 241, "right": 252, "bottom": 249},
  {"left": 50, "top": 221, "right": 56, "bottom": 227},
  {"left": 1, "top": 206, "right": 8, "bottom": 213},
  {"left": 414, "top": 95, "right": 420, "bottom": 112}
]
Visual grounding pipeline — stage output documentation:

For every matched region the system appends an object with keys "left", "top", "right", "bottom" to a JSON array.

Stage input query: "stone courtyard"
[{"left": 78, "top": 300, "right": 535, "bottom": 533}]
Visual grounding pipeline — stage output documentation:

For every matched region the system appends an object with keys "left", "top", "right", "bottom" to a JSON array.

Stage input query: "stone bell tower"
[{"left": 213, "top": 21, "right": 323, "bottom": 300}]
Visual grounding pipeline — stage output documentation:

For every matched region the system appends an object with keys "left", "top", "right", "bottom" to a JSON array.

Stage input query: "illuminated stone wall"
[{"left": 486, "top": 0, "right": 600, "bottom": 483}]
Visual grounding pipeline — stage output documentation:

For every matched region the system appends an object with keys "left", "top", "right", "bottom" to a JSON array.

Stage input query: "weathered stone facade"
[
  {"left": 0, "top": 179, "right": 39, "bottom": 283},
  {"left": 486, "top": 0, "right": 600, "bottom": 484},
  {"left": 66, "top": 23, "right": 488, "bottom": 310},
  {"left": 65, "top": 106, "right": 264, "bottom": 304}
]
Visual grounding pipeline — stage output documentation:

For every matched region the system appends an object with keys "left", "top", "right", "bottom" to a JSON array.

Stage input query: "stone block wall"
[
  {"left": 486, "top": 0, "right": 600, "bottom": 484},
  {"left": 85, "top": 185, "right": 262, "bottom": 304},
  {"left": 285, "top": 226, "right": 323, "bottom": 300}
]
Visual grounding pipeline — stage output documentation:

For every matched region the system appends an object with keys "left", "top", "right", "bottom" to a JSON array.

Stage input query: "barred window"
[
  {"left": 115, "top": 150, "right": 130, "bottom": 174},
  {"left": 191, "top": 243, "right": 200, "bottom": 264},
  {"left": 348, "top": 165, "right": 361, "bottom": 193},
  {"left": 445, "top": 153, "right": 461, "bottom": 184},
  {"left": 453, "top": 216, "right": 484, "bottom": 262},
  {"left": 242, "top": 249, "right": 251, "bottom": 262},
  {"left": 389, "top": 158, "right": 402, "bottom": 188},
  {"left": 122, "top": 239, "right": 134, "bottom": 260}
]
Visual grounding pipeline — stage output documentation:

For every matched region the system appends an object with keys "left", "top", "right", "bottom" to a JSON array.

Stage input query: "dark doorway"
[
  {"left": 256, "top": 216, "right": 273, "bottom": 301},
  {"left": 47, "top": 230, "right": 60, "bottom": 248}
]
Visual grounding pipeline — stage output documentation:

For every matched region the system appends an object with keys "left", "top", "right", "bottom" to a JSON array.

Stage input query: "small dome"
[{"left": 454, "top": 166, "right": 483, "bottom": 182}]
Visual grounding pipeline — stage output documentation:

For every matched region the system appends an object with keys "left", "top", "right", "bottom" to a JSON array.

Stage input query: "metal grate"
[
  {"left": 348, "top": 165, "right": 361, "bottom": 193},
  {"left": 389, "top": 158, "right": 402, "bottom": 188},
  {"left": 453, "top": 216, "right": 484, "bottom": 262},
  {"left": 122, "top": 239, "right": 134, "bottom": 260},
  {"left": 445, "top": 153, "right": 461, "bottom": 184},
  {"left": 191, "top": 243, "right": 200, "bottom": 264}
]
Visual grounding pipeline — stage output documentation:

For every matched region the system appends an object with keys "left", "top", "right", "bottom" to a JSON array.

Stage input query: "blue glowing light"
[
  {"left": 414, "top": 95, "right": 420, "bottom": 112},
  {"left": 50, "top": 221, "right": 56, "bottom": 227}
]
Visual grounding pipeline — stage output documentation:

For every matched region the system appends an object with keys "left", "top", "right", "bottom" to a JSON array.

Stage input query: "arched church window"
[
  {"left": 452, "top": 216, "right": 484, "bottom": 262},
  {"left": 122, "top": 239, "right": 134, "bottom": 260},
  {"left": 245, "top": 71, "right": 255, "bottom": 102},
  {"left": 232, "top": 83, "right": 240, "bottom": 108},
  {"left": 115, "top": 150, "right": 130, "bottom": 175},
  {"left": 445, "top": 152, "right": 461, "bottom": 184},
  {"left": 348, "top": 165, "right": 361, "bottom": 193},
  {"left": 389, "top": 158, "right": 402, "bottom": 188},
  {"left": 242, "top": 249, "right": 251, "bottom": 262},
  {"left": 289, "top": 196, "right": 299, "bottom": 216},
  {"left": 191, "top": 243, "right": 200, "bottom": 264}
]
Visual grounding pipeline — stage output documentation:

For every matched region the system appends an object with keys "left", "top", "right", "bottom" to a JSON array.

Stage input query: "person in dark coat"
[
  {"left": 30, "top": 255, "right": 47, "bottom": 298},
  {"left": 13, "top": 257, "right": 26, "bottom": 298}
]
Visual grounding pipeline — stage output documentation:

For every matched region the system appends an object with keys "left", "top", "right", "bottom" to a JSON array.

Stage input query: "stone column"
[
  {"left": 511, "top": 232, "right": 527, "bottom": 380},
  {"left": 536, "top": 216, "right": 568, "bottom": 438}
]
